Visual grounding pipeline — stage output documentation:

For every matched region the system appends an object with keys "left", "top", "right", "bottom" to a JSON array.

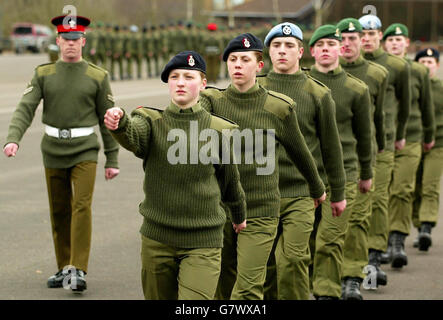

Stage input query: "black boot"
[
  {"left": 368, "top": 249, "right": 387, "bottom": 287},
  {"left": 391, "top": 231, "right": 408, "bottom": 268},
  {"left": 341, "top": 277, "right": 363, "bottom": 300},
  {"left": 380, "top": 233, "right": 393, "bottom": 264},
  {"left": 418, "top": 222, "right": 433, "bottom": 251}
]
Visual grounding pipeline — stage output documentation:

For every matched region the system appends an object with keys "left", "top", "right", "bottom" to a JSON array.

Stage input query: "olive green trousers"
[
  {"left": 412, "top": 147, "right": 443, "bottom": 228},
  {"left": 141, "top": 235, "right": 221, "bottom": 300},
  {"left": 216, "top": 217, "right": 279, "bottom": 300},
  {"left": 264, "top": 197, "right": 315, "bottom": 300},
  {"left": 368, "top": 151, "right": 394, "bottom": 252},
  {"left": 310, "top": 182, "right": 357, "bottom": 298},
  {"left": 342, "top": 167, "right": 376, "bottom": 280},
  {"left": 45, "top": 161, "right": 97, "bottom": 273},
  {"left": 389, "top": 142, "right": 422, "bottom": 235}
]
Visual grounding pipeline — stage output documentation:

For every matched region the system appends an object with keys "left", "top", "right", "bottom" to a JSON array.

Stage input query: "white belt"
[{"left": 45, "top": 125, "right": 94, "bottom": 139}]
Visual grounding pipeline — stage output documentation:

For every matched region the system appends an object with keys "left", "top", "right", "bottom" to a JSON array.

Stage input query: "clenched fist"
[
  {"left": 104, "top": 107, "right": 124, "bottom": 131},
  {"left": 3, "top": 143, "right": 18, "bottom": 157}
]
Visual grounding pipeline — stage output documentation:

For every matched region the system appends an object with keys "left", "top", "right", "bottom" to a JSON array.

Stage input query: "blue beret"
[
  {"left": 161, "top": 51, "right": 206, "bottom": 83},
  {"left": 264, "top": 22, "right": 303, "bottom": 47},
  {"left": 222, "top": 33, "right": 263, "bottom": 62},
  {"left": 415, "top": 47, "right": 440, "bottom": 62},
  {"left": 358, "top": 14, "right": 382, "bottom": 30}
]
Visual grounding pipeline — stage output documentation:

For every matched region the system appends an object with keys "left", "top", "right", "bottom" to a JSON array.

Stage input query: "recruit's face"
[
  {"left": 168, "top": 69, "right": 206, "bottom": 107},
  {"left": 418, "top": 57, "right": 439, "bottom": 78},
  {"left": 310, "top": 38, "right": 342, "bottom": 67},
  {"left": 361, "top": 30, "right": 383, "bottom": 53},
  {"left": 269, "top": 37, "right": 304, "bottom": 74},
  {"left": 56, "top": 36, "right": 85, "bottom": 62},
  {"left": 227, "top": 51, "right": 264, "bottom": 90},
  {"left": 341, "top": 32, "right": 362, "bottom": 61},
  {"left": 384, "top": 35, "right": 409, "bottom": 57}
]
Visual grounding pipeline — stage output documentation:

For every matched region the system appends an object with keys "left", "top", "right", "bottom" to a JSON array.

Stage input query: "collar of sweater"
[
  {"left": 225, "top": 82, "right": 267, "bottom": 100},
  {"left": 267, "top": 70, "right": 306, "bottom": 82},
  {"left": 310, "top": 64, "right": 344, "bottom": 78},
  {"left": 168, "top": 101, "right": 202, "bottom": 113},
  {"left": 363, "top": 47, "right": 385, "bottom": 60},
  {"left": 56, "top": 59, "right": 87, "bottom": 68},
  {"left": 164, "top": 101, "right": 204, "bottom": 119},
  {"left": 340, "top": 54, "right": 366, "bottom": 67}
]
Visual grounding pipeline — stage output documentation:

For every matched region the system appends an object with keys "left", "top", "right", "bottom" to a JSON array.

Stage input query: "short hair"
[{"left": 254, "top": 51, "right": 263, "bottom": 62}]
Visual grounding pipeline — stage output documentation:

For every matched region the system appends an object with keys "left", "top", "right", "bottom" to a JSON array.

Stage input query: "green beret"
[
  {"left": 383, "top": 23, "right": 408, "bottom": 40},
  {"left": 337, "top": 18, "right": 363, "bottom": 33},
  {"left": 309, "top": 24, "right": 342, "bottom": 47}
]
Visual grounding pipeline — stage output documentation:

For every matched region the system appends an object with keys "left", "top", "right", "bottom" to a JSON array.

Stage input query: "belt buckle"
[{"left": 59, "top": 129, "right": 71, "bottom": 139}]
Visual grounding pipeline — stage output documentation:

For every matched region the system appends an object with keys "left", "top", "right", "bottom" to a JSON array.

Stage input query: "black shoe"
[
  {"left": 69, "top": 269, "right": 87, "bottom": 293},
  {"left": 367, "top": 250, "right": 387, "bottom": 287},
  {"left": 380, "top": 233, "right": 393, "bottom": 264},
  {"left": 341, "top": 277, "right": 363, "bottom": 300},
  {"left": 391, "top": 232, "right": 408, "bottom": 268},
  {"left": 47, "top": 269, "right": 67, "bottom": 288},
  {"left": 418, "top": 223, "right": 432, "bottom": 251}
]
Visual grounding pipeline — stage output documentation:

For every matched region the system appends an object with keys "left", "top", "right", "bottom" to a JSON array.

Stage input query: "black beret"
[
  {"left": 161, "top": 51, "right": 206, "bottom": 83},
  {"left": 415, "top": 47, "right": 440, "bottom": 62},
  {"left": 222, "top": 33, "right": 263, "bottom": 62}
]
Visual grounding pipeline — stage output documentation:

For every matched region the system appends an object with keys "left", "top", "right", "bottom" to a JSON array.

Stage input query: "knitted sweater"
[
  {"left": 257, "top": 71, "right": 346, "bottom": 202},
  {"left": 110, "top": 102, "right": 247, "bottom": 248},
  {"left": 363, "top": 47, "right": 411, "bottom": 151},
  {"left": 309, "top": 65, "right": 373, "bottom": 183},
  {"left": 431, "top": 78, "right": 443, "bottom": 148},
  {"left": 200, "top": 82, "right": 325, "bottom": 218},
  {"left": 404, "top": 58, "right": 435, "bottom": 143},
  {"left": 5, "top": 59, "right": 119, "bottom": 168},
  {"left": 341, "top": 55, "right": 387, "bottom": 154}
]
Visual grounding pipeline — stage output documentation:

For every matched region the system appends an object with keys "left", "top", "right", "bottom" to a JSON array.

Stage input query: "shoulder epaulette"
[
  {"left": 367, "top": 60, "right": 388, "bottom": 75},
  {"left": 210, "top": 113, "right": 238, "bottom": 133},
  {"left": 267, "top": 90, "right": 295, "bottom": 106},
  {"left": 306, "top": 74, "right": 329, "bottom": 89},
  {"left": 204, "top": 85, "right": 226, "bottom": 91},
  {"left": 131, "top": 106, "right": 163, "bottom": 121},
  {"left": 86, "top": 62, "right": 108, "bottom": 82},
  {"left": 344, "top": 72, "right": 368, "bottom": 95},
  {"left": 264, "top": 90, "right": 295, "bottom": 120},
  {"left": 36, "top": 62, "right": 56, "bottom": 77}
]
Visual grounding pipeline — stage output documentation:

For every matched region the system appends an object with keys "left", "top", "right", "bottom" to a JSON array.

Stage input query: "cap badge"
[
  {"left": 188, "top": 55, "right": 195, "bottom": 67},
  {"left": 335, "top": 28, "right": 340, "bottom": 37},
  {"left": 370, "top": 20, "right": 376, "bottom": 29},
  {"left": 395, "top": 26, "right": 402, "bottom": 35},
  {"left": 427, "top": 48, "right": 433, "bottom": 56},
  {"left": 243, "top": 37, "right": 251, "bottom": 48},
  {"left": 348, "top": 22, "right": 355, "bottom": 31},
  {"left": 68, "top": 19, "right": 76, "bottom": 29},
  {"left": 282, "top": 25, "right": 292, "bottom": 35}
]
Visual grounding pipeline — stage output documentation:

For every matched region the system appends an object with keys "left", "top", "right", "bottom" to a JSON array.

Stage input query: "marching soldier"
[
  {"left": 3, "top": 14, "right": 120, "bottom": 293},
  {"left": 383, "top": 23, "right": 435, "bottom": 258},
  {"left": 142, "top": 25, "right": 153, "bottom": 78},
  {"left": 412, "top": 48, "right": 443, "bottom": 252},
  {"left": 202, "top": 23, "right": 222, "bottom": 84},
  {"left": 110, "top": 25, "right": 124, "bottom": 81},
  {"left": 95, "top": 21, "right": 107, "bottom": 68},
  {"left": 358, "top": 14, "right": 411, "bottom": 269},
  {"left": 337, "top": 17, "right": 389, "bottom": 299},
  {"left": 259, "top": 22, "right": 346, "bottom": 300},
  {"left": 104, "top": 51, "right": 246, "bottom": 300},
  {"left": 200, "top": 33, "right": 326, "bottom": 300},
  {"left": 308, "top": 24, "right": 373, "bottom": 300}
]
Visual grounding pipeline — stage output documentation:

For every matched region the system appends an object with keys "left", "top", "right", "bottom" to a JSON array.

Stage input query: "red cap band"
[{"left": 57, "top": 24, "right": 86, "bottom": 33}]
